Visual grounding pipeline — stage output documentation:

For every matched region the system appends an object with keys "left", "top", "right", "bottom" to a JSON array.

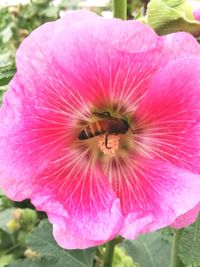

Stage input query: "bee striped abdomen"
[{"left": 78, "top": 121, "right": 106, "bottom": 140}]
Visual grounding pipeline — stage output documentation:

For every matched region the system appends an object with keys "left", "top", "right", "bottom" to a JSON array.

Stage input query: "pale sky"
[
  {"left": 0, "top": 0, "right": 30, "bottom": 5},
  {"left": 0, "top": 0, "right": 110, "bottom": 6}
]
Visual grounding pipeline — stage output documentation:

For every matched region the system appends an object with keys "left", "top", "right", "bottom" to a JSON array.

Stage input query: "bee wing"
[{"left": 92, "top": 111, "right": 111, "bottom": 118}]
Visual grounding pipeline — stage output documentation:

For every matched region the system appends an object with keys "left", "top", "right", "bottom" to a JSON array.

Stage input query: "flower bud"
[
  {"left": 6, "top": 219, "right": 21, "bottom": 232},
  {"left": 113, "top": 247, "right": 139, "bottom": 267},
  {"left": 24, "top": 248, "right": 41, "bottom": 259},
  {"left": 19, "top": 209, "right": 37, "bottom": 231},
  {"left": 12, "top": 208, "right": 23, "bottom": 220},
  {"left": 142, "top": 0, "right": 200, "bottom": 36},
  {"left": 11, "top": 208, "right": 37, "bottom": 231}
]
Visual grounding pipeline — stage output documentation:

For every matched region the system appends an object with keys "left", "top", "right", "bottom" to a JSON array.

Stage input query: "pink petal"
[
  {"left": 52, "top": 222, "right": 108, "bottom": 249},
  {"left": 16, "top": 10, "right": 100, "bottom": 88},
  {"left": 35, "top": 150, "right": 122, "bottom": 241},
  {"left": 119, "top": 158, "right": 200, "bottom": 239},
  {"left": 0, "top": 12, "right": 103, "bottom": 182},
  {"left": 135, "top": 58, "right": 200, "bottom": 173},
  {"left": 189, "top": 0, "right": 200, "bottom": 21},
  {"left": 161, "top": 32, "right": 200, "bottom": 59},
  {"left": 51, "top": 18, "right": 160, "bottom": 108},
  {"left": 58, "top": 10, "right": 99, "bottom": 28},
  {"left": 0, "top": 174, "right": 104, "bottom": 248},
  {"left": 52, "top": 21, "right": 200, "bottom": 110},
  {"left": 0, "top": 75, "right": 77, "bottom": 183},
  {"left": 171, "top": 202, "right": 200, "bottom": 229},
  {"left": 0, "top": 148, "right": 123, "bottom": 248},
  {"left": 194, "top": 10, "right": 200, "bottom": 21}
]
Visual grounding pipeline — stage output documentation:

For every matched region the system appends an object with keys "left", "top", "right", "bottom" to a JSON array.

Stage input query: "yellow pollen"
[{"left": 98, "top": 134, "right": 120, "bottom": 157}]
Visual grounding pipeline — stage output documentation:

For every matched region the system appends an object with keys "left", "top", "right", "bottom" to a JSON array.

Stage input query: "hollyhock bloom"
[{"left": 0, "top": 10, "right": 200, "bottom": 249}]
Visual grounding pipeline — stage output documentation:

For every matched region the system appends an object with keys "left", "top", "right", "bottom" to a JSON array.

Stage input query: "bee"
[{"left": 78, "top": 111, "right": 132, "bottom": 149}]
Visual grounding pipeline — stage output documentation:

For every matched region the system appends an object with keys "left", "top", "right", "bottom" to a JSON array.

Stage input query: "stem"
[
  {"left": 103, "top": 239, "right": 116, "bottom": 267},
  {"left": 171, "top": 229, "right": 184, "bottom": 267},
  {"left": 3, "top": 243, "right": 22, "bottom": 255},
  {"left": 193, "top": 213, "right": 200, "bottom": 241},
  {"left": 141, "top": 0, "right": 149, "bottom": 16},
  {"left": 113, "top": 0, "right": 127, "bottom": 20}
]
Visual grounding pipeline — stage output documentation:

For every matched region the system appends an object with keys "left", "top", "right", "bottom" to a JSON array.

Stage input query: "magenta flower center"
[{"left": 75, "top": 102, "right": 136, "bottom": 160}]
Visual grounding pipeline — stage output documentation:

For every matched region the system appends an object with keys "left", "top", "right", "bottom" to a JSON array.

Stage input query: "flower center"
[
  {"left": 76, "top": 103, "right": 134, "bottom": 160},
  {"left": 98, "top": 134, "right": 120, "bottom": 157}
]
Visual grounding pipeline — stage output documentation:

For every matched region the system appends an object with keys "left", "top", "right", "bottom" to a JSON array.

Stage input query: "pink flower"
[
  {"left": 0, "top": 10, "right": 200, "bottom": 249},
  {"left": 189, "top": 0, "right": 200, "bottom": 21}
]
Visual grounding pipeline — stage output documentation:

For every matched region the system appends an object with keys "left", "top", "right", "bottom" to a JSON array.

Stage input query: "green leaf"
[
  {"left": 0, "top": 189, "right": 4, "bottom": 196},
  {"left": 164, "top": 0, "right": 184, "bottom": 7},
  {"left": 178, "top": 216, "right": 200, "bottom": 266},
  {"left": 0, "top": 209, "right": 14, "bottom": 232},
  {"left": 0, "top": 229, "right": 13, "bottom": 250},
  {"left": 145, "top": 0, "right": 200, "bottom": 35},
  {"left": 7, "top": 258, "right": 57, "bottom": 267},
  {"left": 39, "top": 6, "right": 59, "bottom": 18},
  {"left": 160, "top": 227, "right": 174, "bottom": 242},
  {"left": 0, "top": 51, "right": 14, "bottom": 67},
  {"left": 121, "top": 231, "right": 172, "bottom": 267},
  {"left": 0, "top": 254, "right": 15, "bottom": 267},
  {"left": 0, "top": 194, "right": 13, "bottom": 211},
  {"left": 9, "top": 220, "right": 97, "bottom": 267},
  {"left": 0, "top": 65, "right": 16, "bottom": 86}
]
